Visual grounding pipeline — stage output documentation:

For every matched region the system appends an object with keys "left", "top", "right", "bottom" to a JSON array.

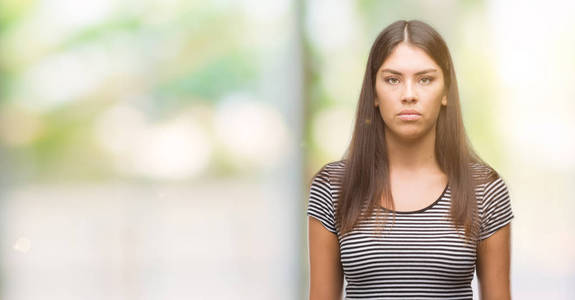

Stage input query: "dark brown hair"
[{"left": 328, "top": 19, "right": 499, "bottom": 243}]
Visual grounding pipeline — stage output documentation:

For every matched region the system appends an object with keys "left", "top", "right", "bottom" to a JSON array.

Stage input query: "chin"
[
  {"left": 390, "top": 130, "right": 422, "bottom": 140},
  {"left": 401, "top": 132, "right": 424, "bottom": 141},
  {"left": 387, "top": 126, "right": 429, "bottom": 141}
]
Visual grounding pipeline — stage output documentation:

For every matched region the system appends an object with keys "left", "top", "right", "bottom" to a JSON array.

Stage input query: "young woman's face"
[{"left": 374, "top": 42, "right": 447, "bottom": 141}]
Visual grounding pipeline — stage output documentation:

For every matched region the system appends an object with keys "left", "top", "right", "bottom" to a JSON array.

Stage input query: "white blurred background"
[{"left": 0, "top": 0, "right": 573, "bottom": 299}]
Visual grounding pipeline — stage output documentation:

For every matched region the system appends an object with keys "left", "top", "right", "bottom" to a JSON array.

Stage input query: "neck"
[{"left": 384, "top": 125, "right": 441, "bottom": 174}]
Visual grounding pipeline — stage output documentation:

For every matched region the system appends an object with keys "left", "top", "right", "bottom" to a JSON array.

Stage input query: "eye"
[
  {"left": 385, "top": 77, "right": 399, "bottom": 85},
  {"left": 420, "top": 77, "right": 434, "bottom": 85}
]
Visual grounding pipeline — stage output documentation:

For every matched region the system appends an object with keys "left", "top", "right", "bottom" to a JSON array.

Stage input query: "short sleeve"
[
  {"left": 479, "top": 177, "right": 515, "bottom": 241},
  {"left": 306, "top": 166, "right": 337, "bottom": 234}
]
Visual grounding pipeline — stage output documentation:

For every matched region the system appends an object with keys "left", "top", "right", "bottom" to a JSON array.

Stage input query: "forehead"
[{"left": 379, "top": 43, "right": 441, "bottom": 74}]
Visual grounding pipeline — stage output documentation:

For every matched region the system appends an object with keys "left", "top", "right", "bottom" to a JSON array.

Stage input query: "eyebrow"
[{"left": 380, "top": 68, "right": 438, "bottom": 75}]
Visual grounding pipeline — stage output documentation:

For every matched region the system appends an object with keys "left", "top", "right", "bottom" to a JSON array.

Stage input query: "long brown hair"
[{"left": 332, "top": 19, "right": 498, "bottom": 243}]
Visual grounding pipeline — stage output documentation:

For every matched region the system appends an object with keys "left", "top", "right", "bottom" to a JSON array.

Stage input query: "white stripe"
[{"left": 307, "top": 160, "right": 514, "bottom": 298}]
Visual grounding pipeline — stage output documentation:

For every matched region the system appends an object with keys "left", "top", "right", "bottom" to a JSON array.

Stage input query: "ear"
[{"left": 441, "top": 94, "right": 447, "bottom": 106}]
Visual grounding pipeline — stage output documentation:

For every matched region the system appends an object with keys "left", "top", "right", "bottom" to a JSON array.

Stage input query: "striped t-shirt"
[{"left": 307, "top": 160, "right": 514, "bottom": 299}]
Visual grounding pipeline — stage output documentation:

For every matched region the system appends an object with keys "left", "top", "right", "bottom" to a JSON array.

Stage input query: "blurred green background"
[{"left": 0, "top": 0, "right": 574, "bottom": 299}]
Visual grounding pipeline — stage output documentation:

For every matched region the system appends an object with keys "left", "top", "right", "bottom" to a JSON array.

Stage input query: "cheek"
[
  {"left": 374, "top": 80, "right": 395, "bottom": 98},
  {"left": 427, "top": 102, "right": 444, "bottom": 124},
  {"left": 376, "top": 103, "right": 396, "bottom": 125}
]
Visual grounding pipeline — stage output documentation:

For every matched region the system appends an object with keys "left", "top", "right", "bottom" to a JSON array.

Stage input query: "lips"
[
  {"left": 397, "top": 109, "right": 421, "bottom": 121},
  {"left": 398, "top": 109, "right": 421, "bottom": 115}
]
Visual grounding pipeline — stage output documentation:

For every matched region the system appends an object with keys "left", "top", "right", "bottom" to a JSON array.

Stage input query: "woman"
[{"left": 307, "top": 20, "right": 514, "bottom": 299}]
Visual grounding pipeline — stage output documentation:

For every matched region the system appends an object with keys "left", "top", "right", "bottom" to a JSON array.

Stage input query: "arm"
[
  {"left": 308, "top": 216, "right": 343, "bottom": 300},
  {"left": 476, "top": 223, "right": 512, "bottom": 300}
]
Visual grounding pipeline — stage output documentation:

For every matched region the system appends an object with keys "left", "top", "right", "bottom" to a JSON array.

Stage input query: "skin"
[
  {"left": 477, "top": 223, "right": 512, "bottom": 300},
  {"left": 374, "top": 42, "right": 448, "bottom": 211},
  {"left": 308, "top": 217, "right": 343, "bottom": 299},
  {"left": 308, "top": 42, "right": 511, "bottom": 299}
]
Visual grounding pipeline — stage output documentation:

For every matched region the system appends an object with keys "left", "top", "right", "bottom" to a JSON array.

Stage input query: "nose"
[{"left": 401, "top": 80, "right": 417, "bottom": 103}]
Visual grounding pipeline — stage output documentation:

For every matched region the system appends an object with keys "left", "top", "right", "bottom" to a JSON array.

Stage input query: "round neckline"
[{"left": 380, "top": 182, "right": 449, "bottom": 214}]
